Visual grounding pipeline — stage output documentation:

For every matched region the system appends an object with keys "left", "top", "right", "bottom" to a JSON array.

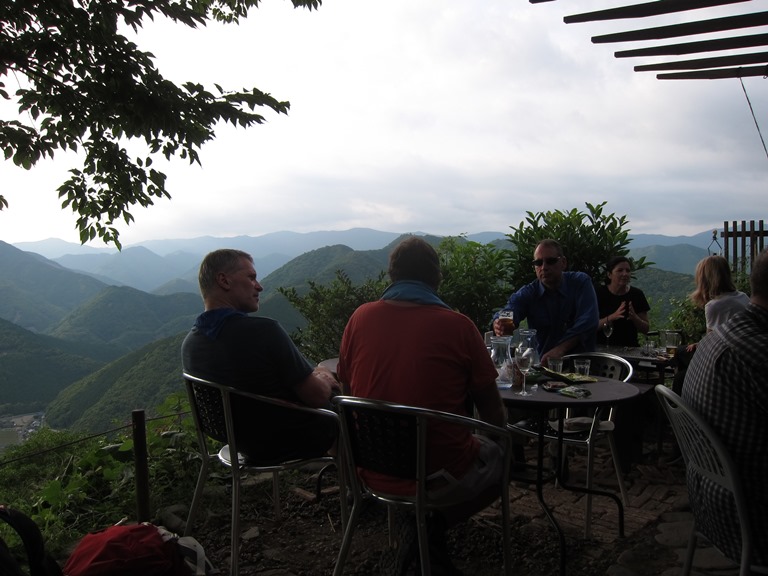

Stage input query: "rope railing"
[{"left": 0, "top": 408, "right": 191, "bottom": 523}]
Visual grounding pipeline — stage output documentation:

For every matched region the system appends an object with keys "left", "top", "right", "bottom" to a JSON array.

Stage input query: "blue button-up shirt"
[{"left": 497, "top": 271, "right": 599, "bottom": 356}]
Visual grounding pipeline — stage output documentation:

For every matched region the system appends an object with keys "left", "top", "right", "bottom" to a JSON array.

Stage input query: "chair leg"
[
  {"left": 682, "top": 527, "right": 698, "bottom": 576},
  {"left": 584, "top": 443, "right": 595, "bottom": 540},
  {"left": 501, "top": 482, "right": 512, "bottom": 575},
  {"left": 231, "top": 466, "right": 241, "bottom": 576},
  {"left": 415, "top": 509, "right": 431, "bottom": 576},
  {"left": 332, "top": 499, "right": 364, "bottom": 576},
  {"left": 387, "top": 506, "right": 396, "bottom": 548},
  {"left": 607, "top": 432, "right": 630, "bottom": 507},
  {"left": 336, "top": 458, "right": 349, "bottom": 531},
  {"left": 184, "top": 456, "right": 211, "bottom": 536},
  {"left": 272, "top": 471, "right": 281, "bottom": 521}
]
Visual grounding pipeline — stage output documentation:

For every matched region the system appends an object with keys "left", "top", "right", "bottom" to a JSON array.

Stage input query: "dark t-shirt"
[
  {"left": 181, "top": 311, "right": 335, "bottom": 462},
  {"left": 595, "top": 285, "right": 650, "bottom": 347}
]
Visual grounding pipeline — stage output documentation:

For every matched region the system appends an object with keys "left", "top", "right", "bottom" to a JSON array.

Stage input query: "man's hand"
[{"left": 493, "top": 318, "right": 516, "bottom": 336}]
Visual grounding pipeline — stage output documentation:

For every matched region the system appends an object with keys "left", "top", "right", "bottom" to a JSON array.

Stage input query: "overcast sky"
[{"left": 1, "top": 0, "right": 766, "bottom": 247}]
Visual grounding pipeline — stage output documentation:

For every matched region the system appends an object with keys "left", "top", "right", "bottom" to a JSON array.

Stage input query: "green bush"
[{"left": 0, "top": 393, "right": 201, "bottom": 558}]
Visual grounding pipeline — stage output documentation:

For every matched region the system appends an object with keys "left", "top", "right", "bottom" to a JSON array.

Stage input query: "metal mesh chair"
[
  {"left": 509, "top": 352, "right": 633, "bottom": 538},
  {"left": 332, "top": 396, "right": 512, "bottom": 576},
  {"left": 655, "top": 385, "right": 768, "bottom": 576},
  {"left": 183, "top": 372, "right": 344, "bottom": 576}
]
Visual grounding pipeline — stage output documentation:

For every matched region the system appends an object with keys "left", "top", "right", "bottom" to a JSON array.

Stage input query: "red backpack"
[{"left": 63, "top": 524, "right": 189, "bottom": 576}]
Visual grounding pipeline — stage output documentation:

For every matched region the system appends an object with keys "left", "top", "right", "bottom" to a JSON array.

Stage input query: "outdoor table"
[
  {"left": 597, "top": 345, "right": 677, "bottom": 456},
  {"left": 598, "top": 345, "right": 674, "bottom": 386},
  {"left": 500, "top": 377, "right": 640, "bottom": 576},
  {"left": 318, "top": 357, "right": 339, "bottom": 374}
]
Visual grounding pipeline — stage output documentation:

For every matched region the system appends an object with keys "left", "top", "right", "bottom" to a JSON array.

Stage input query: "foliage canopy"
[
  {"left": 505, "top": 201, "right": 650, "bottom": 289},
  {"left": 437, "top": 236, "right": 514, "bottom": 332},
  {"left": 0, "top": 0, "right": 321, "bottom": 247}
]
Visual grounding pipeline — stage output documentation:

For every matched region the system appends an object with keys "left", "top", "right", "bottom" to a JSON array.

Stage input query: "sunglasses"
[{"left": 532, "top": 256, "right": 561, "bottom": 267}]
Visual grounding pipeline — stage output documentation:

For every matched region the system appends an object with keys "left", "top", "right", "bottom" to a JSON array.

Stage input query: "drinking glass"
[
  {"left": 663, "top": 331, "right": 681, "bottom": 357},
  {"left": 549, "top": 357, "right": 564, "bottom": 373},
  {"left": 498, "top": 310, "right": 514, "bottom": 335},
  {"left": 574, "top": 359, "right": 591, "bottom": 376},
  {"left": 515, "top": 346, "right": 534, "bottom": 396},
  {"left": 602, "top": 321, "right": 614, "bottom": 348}
]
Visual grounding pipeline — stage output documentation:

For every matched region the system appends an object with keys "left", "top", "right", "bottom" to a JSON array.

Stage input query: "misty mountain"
[
  {"left": 0, "top": 241, "right": 109, "bottom": 333},
  {"left": 628, "top": 244, "right": 709, "bottom": 276},
  {"left": 54, "top": 246, "right": 201, "bottom": 293},
  {"left": 49, "top": 285, "right": 200, "bottom": 356},
  {"left": 15, "top": 228, "right": 716, "bottom": 291},
  {"left": 627, "top": 230, "right": 716, "bottom": 250}
]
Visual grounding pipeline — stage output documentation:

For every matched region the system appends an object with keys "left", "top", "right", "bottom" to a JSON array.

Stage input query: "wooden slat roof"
[{"left": 531, "top": 0, "right": 768, "bottom": 80}]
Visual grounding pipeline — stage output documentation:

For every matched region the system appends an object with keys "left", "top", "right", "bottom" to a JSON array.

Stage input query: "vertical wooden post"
[{"left": 132, "top": 409, "right": 151, "bottom": 523}]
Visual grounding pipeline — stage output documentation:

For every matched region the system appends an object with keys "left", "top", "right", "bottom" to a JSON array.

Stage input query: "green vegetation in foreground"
[{"left": 0, "top": 394, "right": 200, "bottom": 560}]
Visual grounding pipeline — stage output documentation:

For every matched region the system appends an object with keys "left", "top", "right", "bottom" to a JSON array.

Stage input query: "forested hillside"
[
  {"left": 633, "top": 267, "right": 696, "bottom": 328},
  {"left": 46, "top": 333, "right": 187, "bottom": 431},
  {"left": 49, "top": 286, "right": 200, "bottom": 356},
  {"left": 0, "top": 318, "right": 105, "bottom": 414}
]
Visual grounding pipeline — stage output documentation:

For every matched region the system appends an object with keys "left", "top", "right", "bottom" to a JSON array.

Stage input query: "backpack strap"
[{"left": 0, "top": 506, "right": 63, "bottom": 576}]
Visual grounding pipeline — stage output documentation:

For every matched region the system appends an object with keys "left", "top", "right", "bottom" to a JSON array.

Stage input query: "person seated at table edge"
[
  {"left": 682, "top": 248, "right": 768, "bottom": 566},
  {"left": 492, "top": 238, "right": 599, "bottom": 365},
  {"left": 181, "top": 248, "right": 340, "bottom": 463},
  {"left": 595, "top": 255, "right": 650, "bottom": 348},
  {"left": 337, "top": 236, "right": 507, "bottom": 575}
]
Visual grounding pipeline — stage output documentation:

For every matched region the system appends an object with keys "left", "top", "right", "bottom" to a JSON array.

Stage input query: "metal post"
[{"left": 132, "top": 409, "right": 151, "bottom": 523}]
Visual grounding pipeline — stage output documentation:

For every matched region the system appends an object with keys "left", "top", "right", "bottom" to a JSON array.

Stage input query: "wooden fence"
[{"left": 720, "top": 220, "right": 767, "bottom": 275}]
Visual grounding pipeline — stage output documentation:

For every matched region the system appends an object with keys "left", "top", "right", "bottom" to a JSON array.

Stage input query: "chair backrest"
[
  {"left": 655, "top": 385, "right": 753, "bottom": 568},
  {"left": 336, "top": 397, "right": 421, "bottom": 480},
  {"left": 563, "top": 352, "right": 634, "bottom": 382},
  {"left": 333, "top": 396, "right": 511, "bottom": 495},
  {"left": 183, "top": 372, "right": 338, "bottom": 461}
]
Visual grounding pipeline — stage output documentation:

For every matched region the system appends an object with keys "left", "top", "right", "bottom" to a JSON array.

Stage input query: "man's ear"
[{"left": 216, "top": 272, "right": 229, "bottom": 289}]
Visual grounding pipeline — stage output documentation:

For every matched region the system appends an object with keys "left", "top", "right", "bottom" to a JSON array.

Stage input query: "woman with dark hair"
[{"left": 595, "top": 256, "right": 650, "bottom": 347}]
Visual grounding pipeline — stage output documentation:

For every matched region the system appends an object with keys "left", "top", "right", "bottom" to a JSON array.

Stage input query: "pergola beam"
[
  {"left": 634, "top": 51, "right": 768, "bottom": 71},
  {"left": 565, "top": 0, "right": 748, "bottom": 24}
]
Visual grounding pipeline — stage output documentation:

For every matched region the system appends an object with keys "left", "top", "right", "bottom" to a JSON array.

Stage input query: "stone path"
[{"left": 510, "top": 435, "right": 741, "bottom": 576}]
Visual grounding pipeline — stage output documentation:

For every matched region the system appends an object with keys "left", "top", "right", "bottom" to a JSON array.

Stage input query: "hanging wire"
[{"left": 739, "top": 76, "right": 768, "bottom": 162}]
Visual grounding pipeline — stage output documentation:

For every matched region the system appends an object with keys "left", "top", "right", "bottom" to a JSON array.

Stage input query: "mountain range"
[
  {"left": 0, "top": 228, "right": 707, "bottom": 434},
  {"left": 12, "top": 228, "right": 714, "bottom": 295}
]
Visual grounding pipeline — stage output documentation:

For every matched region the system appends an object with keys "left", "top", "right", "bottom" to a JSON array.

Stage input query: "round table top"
[
  {"left": 318, "top": 357, "right": 339, "bottom": 373},
  {"left": 498, "top": 377, "right": 639, "bottom": 409}
]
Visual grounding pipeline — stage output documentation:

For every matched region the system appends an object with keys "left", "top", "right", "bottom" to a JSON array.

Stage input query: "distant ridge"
[{"left": 13, "top": 227, "right": 716, "bottom": 258}]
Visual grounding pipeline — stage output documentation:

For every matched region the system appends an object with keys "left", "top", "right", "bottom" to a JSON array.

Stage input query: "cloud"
[{"left": 1, "top": 0, "right": 766, "bottom": 246}]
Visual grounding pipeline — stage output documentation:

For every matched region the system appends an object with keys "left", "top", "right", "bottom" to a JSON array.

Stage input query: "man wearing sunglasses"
[{"left": 492, "top": 238, "right": 599, "bottom": 365}]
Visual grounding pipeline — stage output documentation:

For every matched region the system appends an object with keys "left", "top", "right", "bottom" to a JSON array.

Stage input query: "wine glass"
[
  {"left": 602, "top": 321, "right": 614, "bottom": 349},
  {"left": 515, "top": 345, "right": 534, "bottom": 396}
]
